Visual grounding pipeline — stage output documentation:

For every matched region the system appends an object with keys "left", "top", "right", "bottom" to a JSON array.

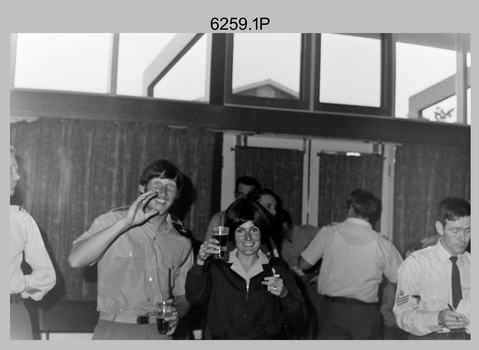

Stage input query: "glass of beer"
[
  {"left": 212, "top": 226, "right": 229, "bottom": 260},
  {"left": 156, "top": 299, "right": 173, "bottom": 334}
]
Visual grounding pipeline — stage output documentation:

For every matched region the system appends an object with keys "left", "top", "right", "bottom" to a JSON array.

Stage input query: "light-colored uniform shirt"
[
  {"left": 393, "top": 240, "right": 471, "bottom": 336},
  {"left": 301, "top": 217, "right": 403, "bottom": 303},
  {"left": 10, "top": 205, "right": 56, "bottom": 300},
  {"left": 73, "top": 210, "right": 193, "bottom": 316}
]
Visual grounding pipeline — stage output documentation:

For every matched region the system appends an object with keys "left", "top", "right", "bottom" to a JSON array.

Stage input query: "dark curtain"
[
  {"left": 235, "top": 147, "right": 304, "bottom": 224},
  {"left": 10, "top": 118, "right": 217, "bottom": 301},
  {"left": 317, "top": 153, "right": 384, "bottom": 231},
  {"left": 393, "top": 142, "right": 470, "bottom": 254}
]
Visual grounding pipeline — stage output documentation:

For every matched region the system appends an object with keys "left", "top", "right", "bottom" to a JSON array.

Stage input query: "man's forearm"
[{"left": 68, "top": 217, "right": 130, "bottom": 268}]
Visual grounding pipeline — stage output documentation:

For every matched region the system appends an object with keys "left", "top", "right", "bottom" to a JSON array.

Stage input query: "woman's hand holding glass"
[{"left": 197, "top": 238, "right": 221, "bottom": 265}]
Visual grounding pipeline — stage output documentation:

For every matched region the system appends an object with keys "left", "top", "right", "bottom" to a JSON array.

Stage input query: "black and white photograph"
[{"left": 5, "top": 0, "right": 475, "bottom": 347}]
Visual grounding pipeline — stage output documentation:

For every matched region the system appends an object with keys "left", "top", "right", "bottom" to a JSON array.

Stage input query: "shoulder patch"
[
  {"left": 172, "top": 221, "right": 193, "bottom": 239},
  {"left": 396, "top": 289, "right": 409, "bottom": 306}
]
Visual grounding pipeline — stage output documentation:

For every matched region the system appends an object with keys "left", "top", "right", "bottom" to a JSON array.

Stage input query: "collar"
[
  {"left": 227, "top": 248, "right": 270, "bottom": 281},
  {"left": 344, "top": 217, "right": 372, "bottom": 229},
  {"left": 434, "top": 239, "right": 467, "bottom": 264},
  {"left": 146, "top": 213, "right": 174, "bottom": 236}
]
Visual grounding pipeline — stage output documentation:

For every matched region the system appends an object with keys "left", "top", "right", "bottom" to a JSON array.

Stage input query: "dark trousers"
[
  {"left": 409, "top": 330, "right": 470, "bottom": 340},
  {"left": 317, "top": 296, "right": 381, "bottom": 340}
]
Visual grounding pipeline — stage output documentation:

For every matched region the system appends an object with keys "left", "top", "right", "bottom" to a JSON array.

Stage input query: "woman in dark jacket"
[{"left": 185, "top": 199, "right": 306, "bottom": 339}]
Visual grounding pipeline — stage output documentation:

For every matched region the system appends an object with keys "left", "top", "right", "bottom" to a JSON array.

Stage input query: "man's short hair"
[
  {"left": 235, "top": 176, "right": 261, "bottom": 192},
  {"left": 247, "top": 188, "right": 283, "bottom": 209},
  {"left": 139, "top": 159, "right": 184, "bottom": 194},
  {"left": 437, "top": 197, "right": 470, "bottom": 225},
  {"left": 346, "top": 189, "right": 381, "bottom": 220}
]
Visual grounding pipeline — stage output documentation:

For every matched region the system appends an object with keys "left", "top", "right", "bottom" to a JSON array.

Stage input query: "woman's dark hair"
[
  {"left": 224, "top": 199, "right": 272, "bottom": 244},
  {"left": 139, "top": 159, "right": 184, "bottom": 194}
]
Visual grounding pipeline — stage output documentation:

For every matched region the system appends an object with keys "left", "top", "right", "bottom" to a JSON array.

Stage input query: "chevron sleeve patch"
[{"left": 396, "top": 290, "right": 409, "bottom": 306}]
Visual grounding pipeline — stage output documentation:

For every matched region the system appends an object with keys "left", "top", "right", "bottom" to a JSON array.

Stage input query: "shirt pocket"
[{"left": 422, "top": 281, "right": 448, "bottom": 312}]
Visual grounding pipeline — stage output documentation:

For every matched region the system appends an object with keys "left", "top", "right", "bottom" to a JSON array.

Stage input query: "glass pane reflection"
[{"left": 232, "top": 33, "right": 301, "bottom": 99}]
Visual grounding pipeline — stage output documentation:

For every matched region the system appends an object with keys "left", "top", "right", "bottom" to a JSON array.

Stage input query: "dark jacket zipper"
[{"left": 243, "top": 281, "right": 249, "bottom": 335}]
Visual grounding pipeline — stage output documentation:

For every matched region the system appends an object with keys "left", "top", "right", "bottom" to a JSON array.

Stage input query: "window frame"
[
  {"left": 224, "top": 33, "right": 313, "bottom": 110},
  {"left": 313, "top": 33, "right": 394, "bottom": 117}
]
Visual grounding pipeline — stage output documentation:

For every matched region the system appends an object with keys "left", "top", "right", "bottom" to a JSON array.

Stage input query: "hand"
[
  {"left": 165, "top": 306, "right": 180, "bottom": 336},
  {"left": 123, "top": 191, "right": 159, "bottom": 227},
  {"left": 197, "top": 238, "right": 221, "bottom": 265},
  {"left": 262, "top": 274, "right": 288, "bottom": 298},
  {"left": 438, "top": 309, "right": 469, "bottom": 329}
]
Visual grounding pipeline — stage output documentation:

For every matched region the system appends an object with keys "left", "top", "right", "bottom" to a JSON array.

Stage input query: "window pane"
[
  {"left": 232, "top": 34, "right": 301, "bottom": 99},
  {"left": 117, "top": 33, "right": 176, "bottom": 97},
  {"left": 395, "top": 38, "right": 456, "bottom": 120},
  {"left": 153, "top": 34, "right": 208, "bottom": 102},
  {"left": 15, "top": 33, "right": 111, "bottom": 93},
  {"left": 319, "top": 33, "right": 381, "bottom": 107}
]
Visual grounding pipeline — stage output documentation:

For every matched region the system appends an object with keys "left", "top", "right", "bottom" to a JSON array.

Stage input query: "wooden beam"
[{"left": 10, "top": 89, "right": 470, "bottom": 147}]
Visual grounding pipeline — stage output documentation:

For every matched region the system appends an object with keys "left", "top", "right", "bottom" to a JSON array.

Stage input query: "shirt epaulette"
[
  {"left": 18, "top": 206, "right": 25, "bottom": 212},
  {"left": 171, "top": 218, "right": 193, "bottom": 239}
]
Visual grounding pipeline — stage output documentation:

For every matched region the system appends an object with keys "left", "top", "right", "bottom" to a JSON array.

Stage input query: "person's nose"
[
  {"left": 11, "top": 169, "right": 20, "bottom": 182},
  {"left": 245, "top": 229, "right": 252, "bottom": 241},
  {"left": 157, "top": 184, "right": 168, "bottom": 196}
]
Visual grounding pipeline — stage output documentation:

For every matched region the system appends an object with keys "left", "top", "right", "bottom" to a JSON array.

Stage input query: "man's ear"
[
  {"left": 139, "top": 184, "right": 145, "bottom": 194},
  {"left": 435, "top": 221, "right": 444, "bottom": 236}
]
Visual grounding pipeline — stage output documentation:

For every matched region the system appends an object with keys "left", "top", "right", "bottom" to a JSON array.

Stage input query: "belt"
[
  {"left": 99, "top": 312, "right": 157, "bottom": 325},
  {"left": 321, "top": 295, "right": 377, "bottom": 306},
  {"left": 10, "top": 293, "right": 23, "bottom": 304}
]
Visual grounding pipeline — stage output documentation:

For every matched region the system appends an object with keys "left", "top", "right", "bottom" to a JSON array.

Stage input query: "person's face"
[
  {"left": 436, "top": 216, "right": 471, "bottom": 256},
  {"left": 235, "top": 183, "right": 255, "bottom": 200},
  {"left": 10, "top": 153, "right": 20, "bottom": 197},
  {"left": 258, "top": 194, "right": 277, "bottom": 217},
  {"left": 235, "top": 220, "right": 262, "bottom": 257},
  {"left": 140, "top": 177, "right": 178, "bottom": 215}
]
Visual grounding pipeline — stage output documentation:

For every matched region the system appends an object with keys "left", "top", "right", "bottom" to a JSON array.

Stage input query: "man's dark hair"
[
  {"left": 346, "top": 189, "right": 381, "bottom": 221},
  {"left": 437, "top": 197, "right": 470, "bottom": 226},
  {"left": 224, "top": 198, "right": 271, "bottom": 244},
  {"left": 235, "top": 176, "right": 261, "bottom": 192},
  {"left": 139, "top": 159, "right": 184, "bottom": 194},
  {"left": 247, "top": 188, "right": 283, "bottom": 210}
]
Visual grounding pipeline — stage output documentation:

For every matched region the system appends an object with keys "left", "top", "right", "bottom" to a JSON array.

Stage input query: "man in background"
[
  {"left": 393, "top": 197, "right": 470, "bottom": 340},
  {"left": 10, "top": 146, "right": 56, "bottom": 339},
  {"left": 298, "top": 189, "right": 403, "bottom": 339}
]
